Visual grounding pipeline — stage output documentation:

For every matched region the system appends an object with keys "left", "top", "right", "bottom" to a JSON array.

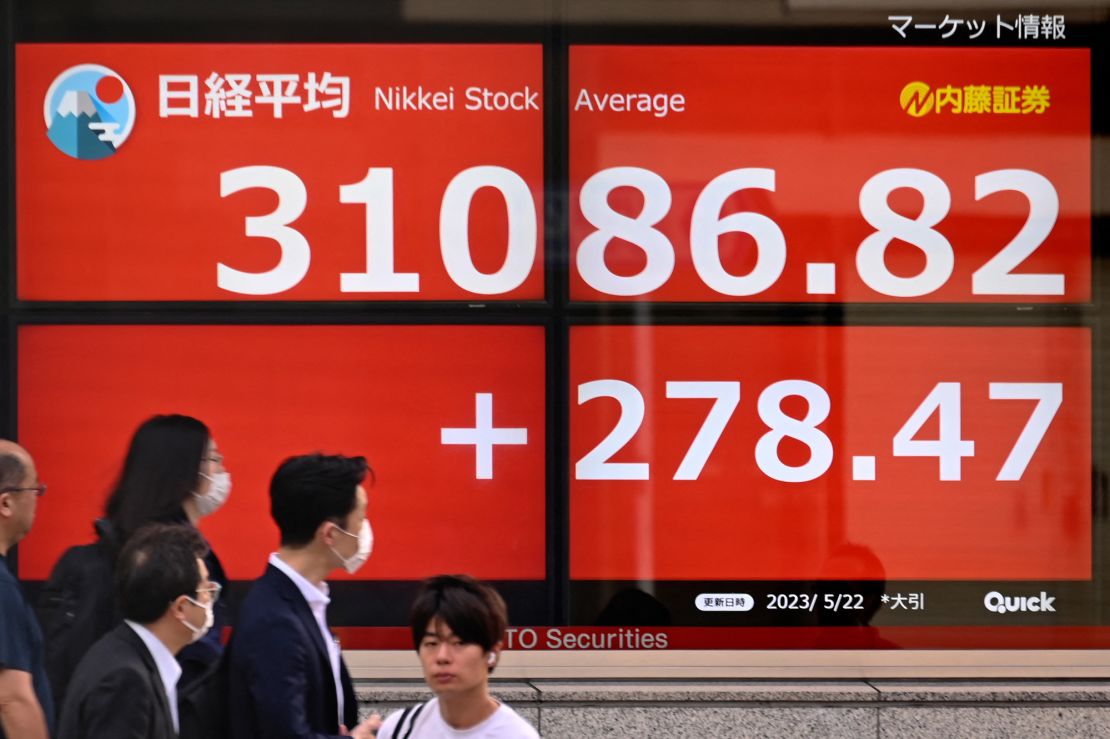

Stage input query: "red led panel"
[
  {"left": 18, "top": 325, "right": 545, "bottom": 580},
  {"left": 570, "top": 326, "right": 1090, "bottom": 580},
  {"left": 569, "top": 47, "right": 1090, "bottom": 303},
  {"left": 17, "top": 44, "right": 544, "bottom": 301}
]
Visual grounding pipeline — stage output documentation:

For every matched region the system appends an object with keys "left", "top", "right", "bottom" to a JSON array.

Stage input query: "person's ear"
[
  {"left": 170, "top": 594, "right": 191, "bottom": 623},
  {"left": 317, "top": 520, "right": 338, "bottom": 546},
  {"left": 487, "top": 641, "right": 503, "bottom": 670}
]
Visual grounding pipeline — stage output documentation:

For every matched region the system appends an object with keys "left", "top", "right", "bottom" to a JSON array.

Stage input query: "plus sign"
[{"left": 441, "top": 393, "right": 528, "bottom": 480}]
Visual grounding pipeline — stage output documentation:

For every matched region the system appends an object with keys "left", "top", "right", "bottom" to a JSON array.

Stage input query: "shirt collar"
[
  {"left": 125, "top": 620, "right": 183, "bottom": 691},
  {"left": 268, "top": 552, "right": 330, "bottom": 608}
]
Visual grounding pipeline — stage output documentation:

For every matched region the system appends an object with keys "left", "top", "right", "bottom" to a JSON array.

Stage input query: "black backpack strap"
[
  {"left": 394, "top": 704, "right": 415, "bottom": 734},
  {"left": 398, "top": 701, "right": 427, "bottom": 739}
]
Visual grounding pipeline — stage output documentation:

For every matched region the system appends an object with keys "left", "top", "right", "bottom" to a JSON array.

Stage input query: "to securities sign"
[{"left": 16, "top": 44, "right": 544, "bottom": 301}]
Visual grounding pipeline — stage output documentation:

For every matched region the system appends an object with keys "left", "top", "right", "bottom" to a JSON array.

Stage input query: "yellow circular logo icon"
[{"left": 900, "top": 81, "right": 934, "bottom": 117}]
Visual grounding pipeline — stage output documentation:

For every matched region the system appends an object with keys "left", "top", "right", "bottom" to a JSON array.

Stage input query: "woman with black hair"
[{"left": 38, "top": 414, "right": 232, "bottom": 708}]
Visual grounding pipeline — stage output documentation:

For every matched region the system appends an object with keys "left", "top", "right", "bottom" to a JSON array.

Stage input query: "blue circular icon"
[{"left": 43, "top": 64, "right": 135, "bottom": 160}]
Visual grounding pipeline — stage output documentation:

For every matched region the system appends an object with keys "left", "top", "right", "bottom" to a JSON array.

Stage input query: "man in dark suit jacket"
[
  {"left": 228, "top": 453, "right": 380, "bottom": 739},
  {"left": 58, "top": 524, "right": 218, "bottom": 739}
]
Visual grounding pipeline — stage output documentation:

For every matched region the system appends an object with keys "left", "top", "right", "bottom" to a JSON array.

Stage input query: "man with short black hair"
[
  {"left": 377, "top": 574, "right": 539, "bottom": 738},
  {"left": 228, "top": 453, "right": 380, "bottom": 739},
  {"left": 57, "top": 523, "right": 217, "bottom": 739},
  {"left": 0, "top": 440, "right": 52, "bottom": 739}
]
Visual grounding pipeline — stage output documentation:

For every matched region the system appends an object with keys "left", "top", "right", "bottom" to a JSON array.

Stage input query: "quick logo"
[{"left": 983, "top": 590, "right": 1056, "bottom": 614}]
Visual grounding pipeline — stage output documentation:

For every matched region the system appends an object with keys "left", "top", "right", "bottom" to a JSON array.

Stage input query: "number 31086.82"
[{"left": 219, "top": 165, "right": 1062, "bottom": 298}]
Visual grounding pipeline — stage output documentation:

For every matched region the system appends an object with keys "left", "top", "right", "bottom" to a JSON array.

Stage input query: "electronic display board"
[
  {"left": 569, "top": 47, "right": 1090, "bottom": 303},
  {"left": 558, "top": 43, "right": 1101, "bottom": 650},
  {"left": 568, "top": 325, "right": 1096, "bottom": 647},
  {"left": 16, "top": 325, "right": 547, "bottom": 583},
  {"left": 570, "top": 325, "right": 1090, "bottom": 582},
  {"left": 16, "top": 44, "right": 545, "bottom": 301},
  {"left": 6, "top": 28, "right": 1105, "bottom": 657}
]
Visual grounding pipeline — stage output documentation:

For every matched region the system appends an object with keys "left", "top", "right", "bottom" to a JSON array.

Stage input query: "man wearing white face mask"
[
  {"left": 58, "top": 524, "right": 215, "bottom": 739},
  {"left": 228, "top": 453, "right": 381, "bottom": 739}
]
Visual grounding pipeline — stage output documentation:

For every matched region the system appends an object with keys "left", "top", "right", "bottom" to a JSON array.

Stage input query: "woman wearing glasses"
[{"left": 38, "top": 414, "right": 232, "bottom": 715}]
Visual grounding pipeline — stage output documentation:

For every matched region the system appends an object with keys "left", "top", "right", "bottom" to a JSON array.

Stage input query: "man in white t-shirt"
[{"left": 378, "top": 575, "right": 539, "bottom": 739}]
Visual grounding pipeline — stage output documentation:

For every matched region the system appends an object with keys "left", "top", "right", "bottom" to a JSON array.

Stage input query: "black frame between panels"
[
  {"left": 1091, "top": 21, "right": 1109, "bottom": 626},
  {"left": 1, "top": 0, "right": 14, "bottom": 575},
  {"left": 3, "top": 0, "right": 1109, "bottom": 631}
]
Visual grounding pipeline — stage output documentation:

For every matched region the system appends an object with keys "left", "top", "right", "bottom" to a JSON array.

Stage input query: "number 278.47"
[{"left": 575, "top": 380, "right": 1062, "bottom": 483}]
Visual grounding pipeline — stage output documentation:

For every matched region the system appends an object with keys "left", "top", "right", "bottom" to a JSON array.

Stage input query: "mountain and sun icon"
[{"left": 44, "top": 64, "right": 135, "bottom": 160}]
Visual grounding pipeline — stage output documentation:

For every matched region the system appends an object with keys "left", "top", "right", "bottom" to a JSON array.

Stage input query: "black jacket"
[
  {"left": 227, "top": 564, "right": 357, "bottom": 738},
  {"left": 38, "top": 519, "right": 122, "bottom": 707},
  {"left": 57, "top": 623, "right": 177, "bottom": 739}
]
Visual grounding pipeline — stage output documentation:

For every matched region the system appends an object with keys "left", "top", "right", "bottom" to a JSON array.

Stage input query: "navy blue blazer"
[{"left": 227, "top": 564, "right": 358, "bottom": 739}]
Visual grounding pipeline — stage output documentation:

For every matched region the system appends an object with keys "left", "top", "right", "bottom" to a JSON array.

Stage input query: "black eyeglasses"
[{"left": 1, "top": 484, "right": 47, "bottom": 497}]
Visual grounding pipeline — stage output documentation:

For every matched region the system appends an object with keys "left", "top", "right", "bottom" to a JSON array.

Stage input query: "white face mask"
[
  {"left": 182, "top": 596, "right": 215, "bottom": 643},
  {"left": 192, "top": 472, "right": 232, "bottom": 517},
  {"left": 330, "top": 519, "right": 373, "bottom": 574}
]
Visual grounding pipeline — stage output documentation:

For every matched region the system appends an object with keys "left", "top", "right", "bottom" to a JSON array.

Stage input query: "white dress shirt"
[
  {"left": 125, "top": 620, "right": 183, "bottom": 734},
  {"left": 268, "top": 553, "right": 344, "bottom": 725}
]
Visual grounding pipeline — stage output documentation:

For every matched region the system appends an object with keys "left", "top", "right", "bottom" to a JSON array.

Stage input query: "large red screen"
[
  {"left": 569, "top": 47, "right": 1090, "bottom": 303},
  {"left": 17, "top": 325, "right": 546, "bottom": 580},
  {"left": 570, "top": 326, "right": 1091, "bottom": 580},
  {"left": 17, "top": 44, "right": 544, "bottom": 301}
]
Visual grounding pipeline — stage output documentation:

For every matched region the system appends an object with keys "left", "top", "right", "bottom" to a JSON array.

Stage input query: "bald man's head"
[
  {"left": 0, "top": 440, "right": 32, "bottom": 490},
  {"left": 0, "top": 440, "right": 40, "bottom": 551}
]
